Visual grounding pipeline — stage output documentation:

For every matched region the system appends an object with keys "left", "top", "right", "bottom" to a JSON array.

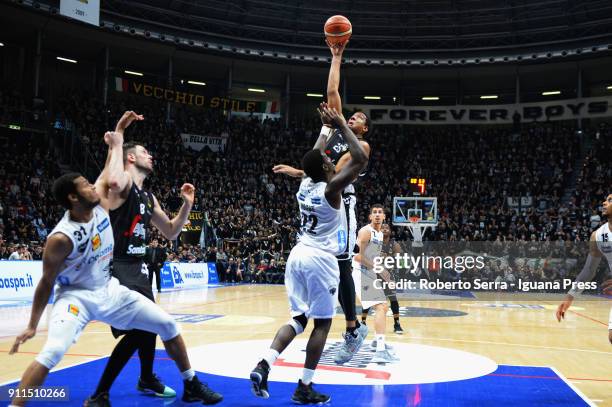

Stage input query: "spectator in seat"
[{"left": 255, "top": 259, "right": 268, "bottom": 283}]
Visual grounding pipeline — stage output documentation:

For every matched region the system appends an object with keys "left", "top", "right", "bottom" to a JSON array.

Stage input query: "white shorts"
[
  {"left": 285, "top": 243, "right": 340, "bottom": 319},
  {"left": 36, "top": 277, "right": 179, "bottom": 369},
  {"left": 352, "top": 264, "right": 387, "bottom": 309}
]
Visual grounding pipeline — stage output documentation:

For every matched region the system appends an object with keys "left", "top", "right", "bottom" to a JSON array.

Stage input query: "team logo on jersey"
[
  {"left": 91, "top": 234, "right": 101, "bottom": 251},
  {"left": 329, "top": 286, "right": 337, "bottom": 295},
  {"left": 97, "top": 217, "right": 110, "bottom": 233},
  {"left": 124, "top": 215, "right": 145, "bottom": 238},
  {"left": 68, "top": 304, "right": 80, "bottom": 316}
]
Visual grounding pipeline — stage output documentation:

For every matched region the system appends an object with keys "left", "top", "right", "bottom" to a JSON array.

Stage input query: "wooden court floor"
[{"left": 1, "top": 284, "right": 610, "bottom": 405}]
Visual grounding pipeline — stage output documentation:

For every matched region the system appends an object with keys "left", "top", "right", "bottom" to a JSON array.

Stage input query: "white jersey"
[
  {"left": 296, "top": 177, "right": 347, "bottom": 256},
  {"left": 49, "top": 205, "right": 114, "bottom": 293},
  {"left": 595, "top": 222, "right": 612, "bottom": 271},
  {"left": 353, "top": 224, "right": 384, "bottom": 270}
]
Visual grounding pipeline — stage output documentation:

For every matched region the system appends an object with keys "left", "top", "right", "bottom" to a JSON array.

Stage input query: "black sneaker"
[
  {"left": 182, "top": 375, "right": 223, "bottom": 405},
  {"left": 250, "top": 360, "right": 270, "bottom": 399},
  {"left": 291, "top": 380, "right": 330, "bottom": 405},
  {"left": 83, "top": 392, "right": 111, "bottom": 407},
  {"left": 394, "top": 322, "right": 404, "bottom": 334},
  {"left": 137, "top": 373, "right": 176, "bottom": 397}
]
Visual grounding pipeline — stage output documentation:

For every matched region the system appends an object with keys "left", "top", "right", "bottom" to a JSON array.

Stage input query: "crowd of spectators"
[{"left": 0, "top": 89, "right": 610, "bottom": 288}]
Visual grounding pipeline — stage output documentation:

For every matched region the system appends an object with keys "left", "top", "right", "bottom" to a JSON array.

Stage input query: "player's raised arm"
[
  {"left": 10, "top": 233, "right": 72, "bottom": 354},
  {"left": 95, "top": 111, "right": 143, "bottom": 196},
  {"left": 326, "top": 41, "right": 347, "bottom": 113},
  {"left": 556, "top": 231, "right": 602, "bottom": 322},
  {"left": 151, "top": 184, "right": 195, "bottom": 240},
  {"left": 323, "top": 106, "right": 367, "bottom": 207}
]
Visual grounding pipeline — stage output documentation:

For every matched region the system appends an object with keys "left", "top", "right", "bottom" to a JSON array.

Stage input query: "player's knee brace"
[
  {"left": 288, "top": 314, "right": 308, "bottom": 335},
  {"left": 156, "top": 314, "right": 180, "bottom": 341},
  {"left": 35, "top": 339, "right": 70, "bottom": 370}
]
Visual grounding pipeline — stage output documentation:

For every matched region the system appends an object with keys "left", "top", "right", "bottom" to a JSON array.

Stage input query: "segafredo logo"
[{"left": 187, "top": 339, "right": 497, "bottom": 385}]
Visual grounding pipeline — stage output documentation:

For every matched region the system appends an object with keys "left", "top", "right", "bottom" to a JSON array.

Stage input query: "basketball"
[{"left": 324, "top": 15, "right": 352, "bottom": 45}]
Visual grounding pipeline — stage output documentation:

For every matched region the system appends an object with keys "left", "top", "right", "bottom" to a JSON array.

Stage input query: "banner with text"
[
  {"left": 113, "top": 77, "right": 278, "bottom": 113},
  {"left": 159, "top": 262, "right": 219, "bottom": 291},
  {"left": 345, "top": 96, "right": 612, "bottom": 125},
  {"left": 0, "top": 261, "right": 43, "bottom": 302},
  {"left": 168, "top": 211, "right": 204, "bottom": 245},
  {"left": 60, "top": 0, "right": 100, "bottom": 26},
  {"left": 181, "top": 133, "right": 227, "bottom": 153}
]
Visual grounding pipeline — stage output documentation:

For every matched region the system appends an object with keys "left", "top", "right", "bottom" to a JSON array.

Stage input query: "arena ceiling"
[
  {"left": 103, "top": 0, "right": 612, "bottom": 55},
  {"left": 2, "top": 1, "right": 612, "bottom": 102}
]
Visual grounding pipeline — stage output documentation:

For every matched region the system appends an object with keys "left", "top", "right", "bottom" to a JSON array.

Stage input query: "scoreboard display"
[{"left": 409, "top": 177, "right": 426, "bottom": 195}]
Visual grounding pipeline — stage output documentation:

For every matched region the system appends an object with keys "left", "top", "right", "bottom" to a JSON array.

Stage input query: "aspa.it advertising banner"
[{"left": 0, "top": 261, "right": 41, "bottom": 302}]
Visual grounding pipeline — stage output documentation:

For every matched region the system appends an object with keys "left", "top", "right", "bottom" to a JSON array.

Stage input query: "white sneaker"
[
  {"left": 370, "top": 340, "right": 394, "bottom": 352},
  {"left": 372, "top": 349, "right": 400, "bottom": 363}
]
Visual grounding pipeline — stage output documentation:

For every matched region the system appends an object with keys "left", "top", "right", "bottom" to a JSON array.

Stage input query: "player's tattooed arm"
[
  {"left": 556, "top": 231, "right": 602, "bottom": 322},
  {"left": 10, "top": 233, "right": 72, "bottom": 354},
  {"left": 334, "top": 140, "right": 371, "bottom": 173}
]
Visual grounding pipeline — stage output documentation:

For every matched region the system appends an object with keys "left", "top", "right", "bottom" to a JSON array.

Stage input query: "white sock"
[
  {"left": 376, "top": 334, "right": 385, "bottom": 352},
  {"left": 181, "top": 368, "right": 195, "bottom": 381},
  {"left": 302, "top": 368, "right": 315, "bottom": 385},
  {"left": 263, "top": 348, "right": 280, "bottom": 368}
]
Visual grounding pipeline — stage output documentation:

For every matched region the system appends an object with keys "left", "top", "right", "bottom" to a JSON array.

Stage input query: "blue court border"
[{"left": 0, "top": 350, "right": 593, "bottom": 406}]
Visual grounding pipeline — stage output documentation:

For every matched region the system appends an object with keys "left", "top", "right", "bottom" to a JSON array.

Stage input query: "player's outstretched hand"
[
  {"left": 103, "top": 131, "right": 123, "bottom": 148},
  {"left": 326, "top": 40, "right": 348, "bottom": 57},
  {"left": 115, "top": 110, "right": 144, "bottom": 134},
  {"left": 320, "top": 105, "right": 346, "bottom": 128},
  {"left": 10, "top": 327, "right": 36, "bottom": 355},
  {"left": 555, "top": 295, "right": 573, "bottom": 322},
  {"left": 272, "top": 164, "right": 303, "bottom": 178},
  {"left": 180, "top": 183, "right": 195, "bottom": 206},
  {"left": 317, "top": 102, "right": 333, "bottom": 126}
]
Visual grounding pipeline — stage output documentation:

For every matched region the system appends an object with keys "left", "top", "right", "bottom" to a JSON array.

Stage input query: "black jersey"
[
  {"left": 324, "top": 128, "right": 368, "bottom": 183},
  {"left": 110, "top": 183, "right": 155, "bottom": 261}
]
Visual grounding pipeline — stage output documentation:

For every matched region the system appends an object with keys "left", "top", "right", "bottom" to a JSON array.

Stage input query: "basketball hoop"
[{"left": 408, "top": 216, "right": 424, "bottom": 247}]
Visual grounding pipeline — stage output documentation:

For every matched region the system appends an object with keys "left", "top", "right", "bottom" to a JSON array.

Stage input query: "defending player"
[
  {"left": 9, "top": 169, "right": 222, "bottom": 406},
  {"left": 556, "top": 193, "right": 612, "bottom": 344},
  {"left": 249, "top": 103, "right": 367, "bottom": 404},
  {"left": 273, "top": 40, "right": 372, "bottom": 365},
  {"left": 361, "top": 222, "right": 405, "bottom": 335},
  {"left": 353, "top": 207, "right": 399, "bottom": 363},
  {"left": 85, "top": 112, "right": 202, "bottom": 404}
]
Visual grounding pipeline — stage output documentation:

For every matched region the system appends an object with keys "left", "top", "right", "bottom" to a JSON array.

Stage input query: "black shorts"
[{"left": 111, "top": 259, "right": 154, "bottom": 338}]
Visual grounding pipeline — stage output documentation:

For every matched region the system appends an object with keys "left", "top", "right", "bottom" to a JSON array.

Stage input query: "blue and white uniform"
[
  {"left": 285, "top": 177, "right": 347, "bottom": 319},
  {"left": 35, "top": 205, "right": 179, "bottom": 370}
]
